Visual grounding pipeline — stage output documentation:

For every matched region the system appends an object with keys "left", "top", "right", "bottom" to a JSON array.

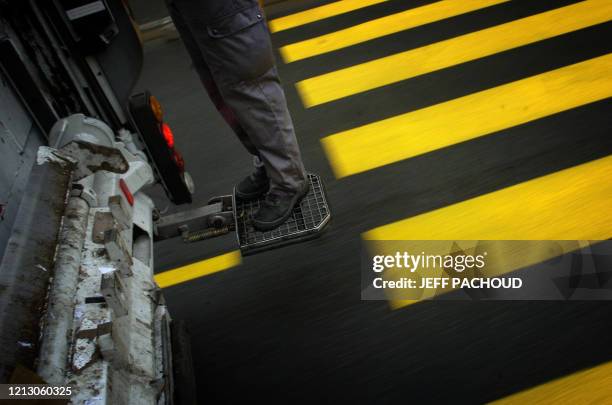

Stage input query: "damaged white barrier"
[{"left": 36, "top": 115, "right": 174, "bottom": 404}]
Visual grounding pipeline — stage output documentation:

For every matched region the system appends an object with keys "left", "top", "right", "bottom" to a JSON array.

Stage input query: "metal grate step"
[{"left": 233, "top": 173, "right": 331, "bottom": 255}]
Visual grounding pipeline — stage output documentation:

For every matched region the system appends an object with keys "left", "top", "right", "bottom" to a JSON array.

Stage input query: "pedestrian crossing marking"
[
  {"left": 155, "top": 251, "right": 241, "bottom": 288},
  {"left": 268, "top": 0, "right": 388, "bottom": 33},
  {"left": 490, "top": 360, "right": 612, "bottom": 404},
  {"left": 363, "top": 155, "right": 612, "bottom": 308},
  {"left": 280, "top": 0, "right": 508, "bottom": 63},
  {"left": 322, "top": 53, "right": 612, "bottom": 178},
  {"left": 297, "top": 0, "right": 612, "bottom": 107}
]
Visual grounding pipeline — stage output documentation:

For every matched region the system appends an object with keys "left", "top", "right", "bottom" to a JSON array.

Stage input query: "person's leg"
[
  {"left": 167, "top": 0, "right": 307, "bottom": 198},
  {"left": 165, "top": 0, "right": 261, "bottom": 160}
]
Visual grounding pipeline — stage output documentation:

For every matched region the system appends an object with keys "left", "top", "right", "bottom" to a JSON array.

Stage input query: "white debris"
[
  {"left": 17, "top": 341, "right": 33, "bottom": 348},
  {"left": 98, "top": 266, "right": 116, "bottom": 275},
  {"left": 73, "top": 338, "right": 96, "bottom": 371},
  {"left": 73, "top": 304, "right": 85, "bottom": 323}
]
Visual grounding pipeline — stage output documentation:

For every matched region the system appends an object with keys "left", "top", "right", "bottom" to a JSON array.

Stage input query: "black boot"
[
  {"left": 252, "top": 181, "right": 310, "bottom": 231},
  {"left": 235, "top": 167, "right": 269, "bottom": 200}
]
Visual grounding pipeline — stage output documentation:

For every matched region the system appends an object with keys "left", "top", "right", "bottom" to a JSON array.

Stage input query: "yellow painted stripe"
[
  {"left": 322, "top": 53, "right": 612, "bottom": 178},
  {"left": 154, "top": 251, "right": 242, "bottom": 288},
  {"left": 298, "top": 0, "right": 612, "bottom": 107},
  {"left": 491, "top": 361, "right": 612, "bottom": 404},
  {"left": 268, "top": 0, "right": 388, "bottom": 33},
  {"left": 281, "top": 0, "right": 508, "bottom": 63},
  {"left": 364, "top": 155, "right": 612, "bottom": 308}
]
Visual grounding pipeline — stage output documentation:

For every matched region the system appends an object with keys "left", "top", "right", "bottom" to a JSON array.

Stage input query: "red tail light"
[
  {"left": 129, "top": 91, "right": 192, "bottom": 204},
  {"left": 161, "top": 123, "right": 175, "bottom": 149}
]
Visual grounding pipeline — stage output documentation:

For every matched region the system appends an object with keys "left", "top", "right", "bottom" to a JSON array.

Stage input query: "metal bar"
[{"left": 154, "top": 201, "right": 232, "bottom": 241}]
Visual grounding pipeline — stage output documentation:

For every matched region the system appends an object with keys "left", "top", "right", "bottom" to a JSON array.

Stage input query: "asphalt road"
[{"left": 136, "top": 0, "right": 612, "bottom": 403}]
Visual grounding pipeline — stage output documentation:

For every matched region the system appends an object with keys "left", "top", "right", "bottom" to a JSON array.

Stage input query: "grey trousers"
[{"left": 165, "top": 0, "right": 307, "bottom": 194}]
